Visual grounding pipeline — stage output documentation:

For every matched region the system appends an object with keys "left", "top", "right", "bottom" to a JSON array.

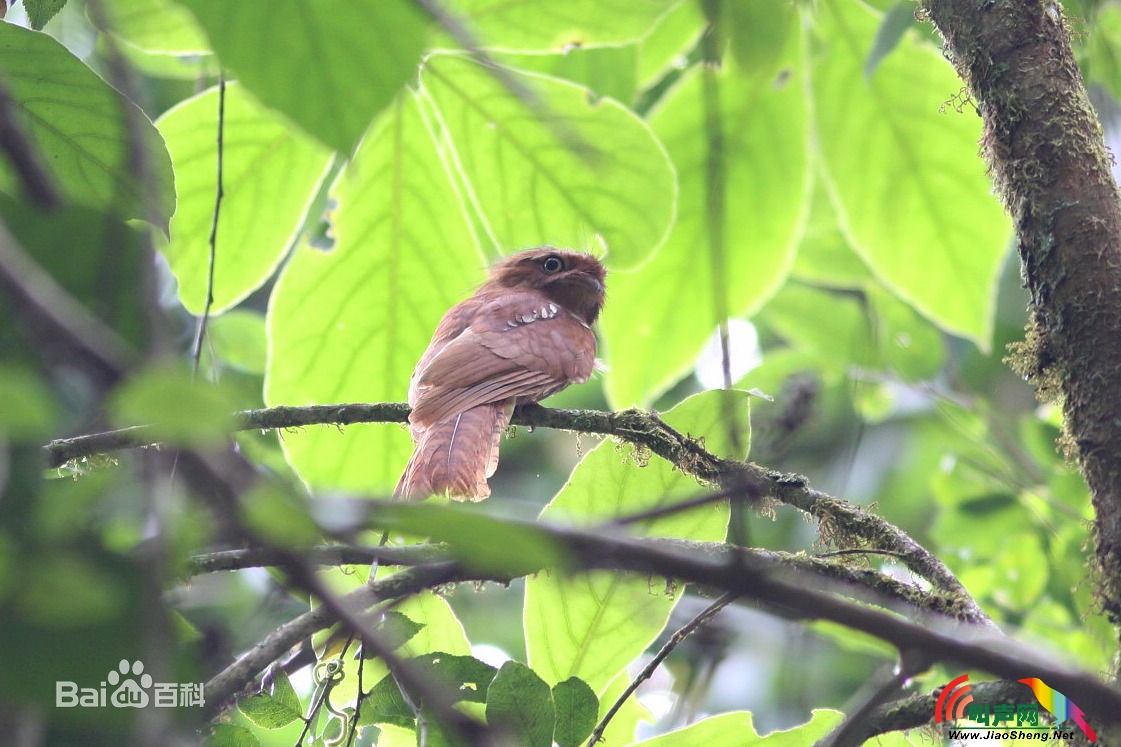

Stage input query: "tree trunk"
[{"left": 922, "top": 0, "right": 1121, "bottom": 642}]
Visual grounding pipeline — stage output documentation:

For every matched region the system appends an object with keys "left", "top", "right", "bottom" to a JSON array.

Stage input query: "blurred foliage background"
[{"left": 0, "top": 0, "right": 1118, "bottom": 745}]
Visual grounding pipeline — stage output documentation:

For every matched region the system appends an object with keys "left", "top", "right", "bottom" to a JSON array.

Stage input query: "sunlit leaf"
[
  {"left": 207, "top": 310, "right": 267, "bottom": 374},
  {"left": 603, "top": 33, "right": 808, "bottom": 407},
  {"left": 157, "top": 82, "right": 332, "bottom": 314},
  {"left": 174, "top": 0, "right": 430, "bottom": 152},
  {"left": 629, "top": 709, "right": 843, "bottom": 746},
  {"left": 447, "top": 0, "right": 679, "bottom": 51},
  {"left": 266, "top": 92, "right": 479, "bottom": 494},
  {"left": 421, "top": 53, "right": 676, "bottom": 269},
  {"left": 101, "top": 0, "right": 210, "bottom": 54},
  {"left": 811, "top": 0, "right": 1011, "bottom": 347}
]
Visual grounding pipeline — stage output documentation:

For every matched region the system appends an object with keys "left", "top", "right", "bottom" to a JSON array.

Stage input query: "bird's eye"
[{"left": 541, "top": 255, "right": 565, "bottom": 273}]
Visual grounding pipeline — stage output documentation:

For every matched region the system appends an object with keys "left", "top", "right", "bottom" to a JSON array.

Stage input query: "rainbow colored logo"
[
  {"left": 933, "top": 674, "right": 973, "bottom": 722},
  {"left": 1018, "top": 678, "right": 1097, "bottom": 742}
]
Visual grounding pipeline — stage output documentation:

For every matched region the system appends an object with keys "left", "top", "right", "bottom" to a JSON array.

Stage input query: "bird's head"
[{"left": 488, "top": 248, "right": 607, "bottom": 325}]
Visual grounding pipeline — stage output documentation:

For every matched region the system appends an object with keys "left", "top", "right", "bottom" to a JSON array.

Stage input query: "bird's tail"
[{"left": 394, "top": 403, "right": 511, "bottom": 501}]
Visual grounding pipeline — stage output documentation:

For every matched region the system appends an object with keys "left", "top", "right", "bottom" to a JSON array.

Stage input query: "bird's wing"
[{"left": 408, "top": 291, "right": 597, "bottom": 427}]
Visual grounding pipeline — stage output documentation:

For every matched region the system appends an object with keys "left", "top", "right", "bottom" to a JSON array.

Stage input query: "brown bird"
[{"left": 394, "top": 248, "right": 607, "bottom": 501}]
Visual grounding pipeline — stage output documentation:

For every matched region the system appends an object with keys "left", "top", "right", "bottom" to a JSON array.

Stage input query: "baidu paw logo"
[
  {"left": 56, "top": 658, "right": 204, "bottom": 709},
  {"left": 108, "top": 659, "right": 152, "bottom": 708}
]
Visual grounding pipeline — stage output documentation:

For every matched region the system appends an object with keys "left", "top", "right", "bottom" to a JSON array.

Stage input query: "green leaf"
[
  {"left": 867, "top": 285, "right": 944, "bottom": 381},
  {"left": 24, "top": 0, "right": 68, "bottom": 29},
  {"left": 447, "top": 0, "right": 679, "bottom": 51},
  {"left": 359, "top": 675, "right": 414, "bottom": 729},
  {"left": 361, "top": 652, "right": 496, "bottom": 727},
  {"left": 266, "top": 91, "right": 479, "bottom": 494},
  {"left": 635, "top": 0, "right": 704, "bottom": 90},
  {"left": 205, "top": 724, "right": 260, "bottom": 747},
  {"left": 207, "top": 310, "right": 267, "bottom": 374},
  {"left": 238, "top": 671, "right": 303, "bottom": 729},
  {"left": 602, "top": 33, "right": 808, "bottom": 407},
  {"left": 241, "top": 484, "right": 321, "bottom": 547},
  {"left": 790, "top": 178, "right": 871, "bottom": 289},
  {"left": 629, "top": 708, "right": 843, "bottom": 746},
  {"left": 811, "top": 0, "right": 1010, "bottom": 347},
  {"left": 173, "top": 0, "right": 430, "bottom": 153},
  {"left": 525, "top": 391, "right": 745, "bottom": 693},
  {"left": 14, "top": 552, "right": 128, "bottom": 627},
  {"left": 421, "top": 53, "right": 676, "bottom": 269},
  {"left": 0, "top": 198, "right": 150, "bottom": 348},
  {"left": 0, "top": 23, "right": 174, "bottom": 228},
  {"left": 109, "top": 362, "right": 237, "bottom": 446},
  {"left": 760, "top": 284, "right": 875, "bottom": 375},
  {"left": 0, "top": 365, "right": 58, "bottom": 438},
  {"left": 367, "top": 503, "right": 568, "bottom": 577},
  {"left": 1086, "top": 4, "right": 1121, "bottom": 100},
  {"left": 485, "top": 661, "right": 555, "bottom": 747},
  {"left": 101, "top": 0, "right": 211, "bottom": 54},
  {"left": 551, "top": 677, "right": 598, "bottom": 747},
  {"left": 373, "top": 610, "right": 426, "bottom": 652},
  {"left": 495, "top": 45, "right": 639, "bottom": 105},
  {"left": 721, "top": 0, "right": 798, "bottom": 84},
  {"left": 156, "top": 82, "right": 332, "bottom": 314}
]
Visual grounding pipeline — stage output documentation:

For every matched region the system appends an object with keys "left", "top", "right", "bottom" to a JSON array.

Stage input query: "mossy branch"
[{"left": 46, "top": 401, "right": 979, "bottom": 615}]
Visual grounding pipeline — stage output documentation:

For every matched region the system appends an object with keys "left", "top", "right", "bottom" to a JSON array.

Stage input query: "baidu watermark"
[{"left": 56, "top": 659, "right": 204, "bottom": 709}]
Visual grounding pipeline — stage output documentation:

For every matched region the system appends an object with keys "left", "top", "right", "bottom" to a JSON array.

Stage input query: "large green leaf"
[
  {"left": 628, "top": 709, "right": 843, "bottom": 746},
  {"left": 0, "top": 23, "right": 174, "bottom": 228},
  {"left": 102, "top": 0, "right": 211, "bottom": 54},
  {"left": 811, "top": 0, "right": 1011, "bottom": 347},
  {"left": 265, "top": 92, "right": 479, "bottom": 494},
  {"left": 447, "top": 0, "right": 679, "bottom": 51},
  {"left": 156, "top": 82, "right": 332, "bottom": 314},
  {"left": 421, "top": 53, "right": 676, "bottom": 269},
  {"left": 173, "top": 0, "right": 430, "bottom": 153},
  {"left": 524, "top": 390, "right": 746, "bottom": 694},
  {"left": 602, "top": 24, "right": 808, "bottom": 408}
]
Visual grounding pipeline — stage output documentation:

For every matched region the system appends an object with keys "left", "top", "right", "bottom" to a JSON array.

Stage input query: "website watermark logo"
[
  {"left": 934, "top": 674, "right": 1097, "bottom": 742},
  {"left": 56, "top": 659, "right": 205, "bottom": 709}
]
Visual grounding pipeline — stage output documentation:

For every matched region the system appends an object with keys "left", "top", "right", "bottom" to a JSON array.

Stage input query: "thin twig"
[
  {"left": 191, "top": 75, "right": 226, "bottom": 372},
  {"left": 587, "top": 592, "right": 737, "bottom": 746}
]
